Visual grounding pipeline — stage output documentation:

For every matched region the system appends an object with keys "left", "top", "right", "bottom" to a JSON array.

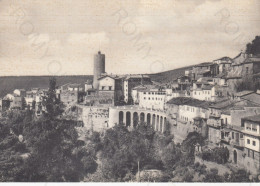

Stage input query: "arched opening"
[
  {"left": 140, "top": 112, "right": 145, "bottom": 123},
  {"left": 147, "top": 113, "right": 151, "bottom": 125},
  {"left": 133, "top": 112, "right": 139, "bottom": 128},
  {"left": 152, "top": 114, "right": 156, "bottom": 129},
  {"left": 126, "top": 112, "right": 131, "bottom": 127},
  {"left": 119, "top": 111, "right": 124, "bottom": 125},
  {"left": 156, "top": 115, "right": 160, "bottom": 131},
  {"left": 160, "top": 116, "right": 163, "bottom": 132},
  {"left": 233, "top": 150, "right": 237, "bottom": 164},
  {"left": 163, "top": 117, "right": 167, "bottom": 132}
]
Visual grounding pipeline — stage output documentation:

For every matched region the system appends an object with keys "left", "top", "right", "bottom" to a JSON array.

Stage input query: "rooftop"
[
  {"left": 195, "top": 62, "right": 213, "bottom": 67},
  {"left": 242, "top": 114, "right": 260, "bottom": 123},
  {"left": 235, "top": 90, "right": 254, "bottom": 97},
  {"left": 167, "top": 97, "right": 211, "bottom": 109},
  {"left": 124, "top": 74, "right": 150, "bottom": 80},
  {"left": 132, "top": 84, "right": 160, "bottom": 91},
  {"left": 240, "top": 93, "right": 260, "bottom": 105}
]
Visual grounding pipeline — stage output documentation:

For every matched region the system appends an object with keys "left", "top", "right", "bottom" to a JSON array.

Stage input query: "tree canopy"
[{"left": 246, "top": 36, "right": 260, "bottom": 55}]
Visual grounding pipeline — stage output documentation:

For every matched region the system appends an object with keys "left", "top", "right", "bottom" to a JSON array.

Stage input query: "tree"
[
  {"left": 246, "top": 36, "right": 260, "bottom": 55},
  {"left": 32, "top": 100, "right": 36, "bottom": 110},
  {"left": 21, "top": 97, "right": 27, "bottom": 110},
  {"left": 15, "top": 118, "right": 98, "bottom": 182},
  {"left": 42, "top": 77, "right": 63, "bottom": 118},
  {"left": 203, "top": 168, "right": 224, "bottom": 182}
]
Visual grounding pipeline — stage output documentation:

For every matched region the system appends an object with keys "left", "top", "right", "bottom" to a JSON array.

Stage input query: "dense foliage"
[
  {"left": 246, "top": 36, "right": 260, "bottom": 55},
  {"left": 0, "top": 77, "right": 98, "bottom": 181},
  {"left": 201, "top": 146, "right": 229, "bottom": 164}
]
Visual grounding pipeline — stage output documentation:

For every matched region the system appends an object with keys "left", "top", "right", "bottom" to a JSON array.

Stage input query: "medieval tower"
[{"left": 93, "top": 51, "right": 105, "bottom": 90}]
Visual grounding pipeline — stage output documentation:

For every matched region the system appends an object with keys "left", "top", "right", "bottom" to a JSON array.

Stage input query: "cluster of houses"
[
  {"left": 0, "top": 88, "right": 48, "bottom": 116},
  {"left": 128, "top": 52, "right": 260, "bottom": 175},
  {"left": 1, "top": 51, "right": 260, "bottom": 175}
]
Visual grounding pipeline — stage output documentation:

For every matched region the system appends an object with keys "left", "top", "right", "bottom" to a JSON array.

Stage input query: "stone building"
[
  {"left": 123, "top": 74, "right": 152, "bottom": 103},
  {"left": 97, "top": 75, "right": 124, "bottom": 106}
]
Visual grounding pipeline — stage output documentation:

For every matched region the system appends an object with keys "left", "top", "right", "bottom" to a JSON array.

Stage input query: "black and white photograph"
[{"left": 0, "top": 0, "right": 260, "bottom": 183}]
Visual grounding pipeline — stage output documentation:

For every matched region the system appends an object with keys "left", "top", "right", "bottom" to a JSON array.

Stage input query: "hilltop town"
[{"left": 1, "top": 37, "right": 260, "bottom": 181}]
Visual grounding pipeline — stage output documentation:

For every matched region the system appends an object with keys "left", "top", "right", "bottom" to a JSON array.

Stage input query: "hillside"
[
  {"left": 149, "top": 65, "right": 193, "bottom": 83},
  {"left": 0, "top": 75, "right": 92, "bottom": 97}
]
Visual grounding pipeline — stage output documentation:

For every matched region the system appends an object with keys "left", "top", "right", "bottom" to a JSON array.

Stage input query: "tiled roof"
[
  {"left": 242, "top": 114, "right": 260, "bottom": 123},
  {"left": 124, "top": 74, "right": 150, "bottom": 80},
  {"left": 241, "top": 93, "right": 260, "bottom": 105},
  {"left": 235, "top": 91, "right": 254, "bottom": 97},
  {"left": 244, "top": 57, "right": 260, "bottom": 63},
  {"left": 209, "top": 99, "right": 236, "bottom": 109},
  {"left": 195, "top": 62, "right": 213, "bottom": 67},
  {"left": 214, "top": 73, "right": 227, "bottom": 78},
  {"left": 132, "top": 84, "right": 160, "bottom": 91},
  {"left": 167, "top": 97, "right": 211, "bottom": 109}
]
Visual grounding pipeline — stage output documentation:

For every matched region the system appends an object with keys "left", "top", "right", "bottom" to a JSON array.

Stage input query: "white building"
[
  {"left": 139, "top": 87, "right": 166, "bottom": 110},
  {"left": 241, "top": 114, "right": 260, "bottom": 174},
  {"left": 192, "top": 85, "right": 216, "bottom": 102}
]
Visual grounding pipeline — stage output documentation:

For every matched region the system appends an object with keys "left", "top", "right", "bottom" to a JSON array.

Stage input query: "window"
[
  {"left": 240, "top": 133, "right": 243, "bottom": 138},
  {"left": 246, "top": 67, "right": 249, "bottom": 74},
  {"left": 109, "top": 86, "right": 112, "bottom": 90},
  {"left": 252, "top": 151, "right": 254, "bottom": 159},
  {"left": 247, "top": 139, "right": 250, "bottom": 144},
  {"left": 248, "top": 149, "right": 250, "bottom": 157},
  {"left": 253, "top": 141, "right": 256, "bottom": 146},
  {"left": 232, "top": 132, "right": 234, "bottom": 139},
  {"left": 102, "top": 86, "right": 105, "bottom": 90}
]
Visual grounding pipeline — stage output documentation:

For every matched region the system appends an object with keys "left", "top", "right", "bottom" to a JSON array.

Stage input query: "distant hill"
[
  {"left": 0, "top": 65, "right": 194, "bottom": 98},
  {"left": 0, "top": 75, "right": 92, "bottom": 97},
  {"left": 149, "top": 65, "right": 193, "bottom": 83}
]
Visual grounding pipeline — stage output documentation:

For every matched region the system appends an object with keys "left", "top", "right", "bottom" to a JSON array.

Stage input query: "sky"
[{"left": 0, "top": 0, "right": 259, "bottom": 76}]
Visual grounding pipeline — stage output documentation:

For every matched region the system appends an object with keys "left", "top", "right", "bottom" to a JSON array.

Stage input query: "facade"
[
  {"left": 192, "top": 85, "right": 216, "bottom": 101},
  {"left": 108, "top": 105, "right": 168, "bottom": 133},
  {"left": 241, "top": 115, "right": 260, "bottom": 174},
  {"left": 191, "top": 62, "right": 213, "bottom": 81},
  {"left": 13, "top": 89, "right": 26, "bottom": 97},
  {"left": 60, "top": 90, "right": 78, "bottom": 106},
  {"left": 97, "top": 75, "right": 124, "bottom": 106},
  {"left": 123, "top": 75, "right": 152, "bottom": 103},
  {"left": 138, "top": 87, "right": 166, "bottom": 110}
]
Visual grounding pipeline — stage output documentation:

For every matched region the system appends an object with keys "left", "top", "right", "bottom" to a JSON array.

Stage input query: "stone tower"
[{"left": 93, "top": 51, "right": 105, "bottom": 90}]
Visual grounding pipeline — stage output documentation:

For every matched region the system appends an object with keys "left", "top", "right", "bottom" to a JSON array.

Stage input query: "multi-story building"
[
  {"left": 191, "top": 62, "right": 213, "bottom": 81},
  {"left": 241, "top": 115, "right": 260, "bottom": 174},
  {"left": 227, "top": 53, "right": 260, "bottom": 91},
  {"left": 97, "top": 75, "right": 124, "bottom": 106},
  {"left": 138, "top": 87, "right": 166, "bottom": 110},
  {"left": 123, "top": 74, "right": 152, "bottom": 104}
]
